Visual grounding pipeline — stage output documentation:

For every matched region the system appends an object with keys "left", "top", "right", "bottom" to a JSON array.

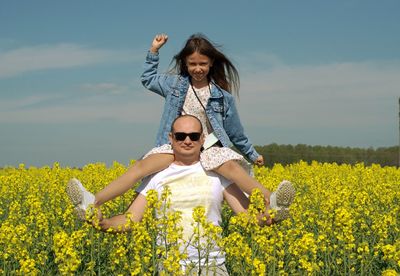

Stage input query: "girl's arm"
[{"left": 140, "top": 34, "right": 175, "bottom": 98}]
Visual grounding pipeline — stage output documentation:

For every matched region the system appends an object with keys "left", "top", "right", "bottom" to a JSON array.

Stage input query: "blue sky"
[{"left": 1, "top": 0, "right": 399, "bottom": 167}]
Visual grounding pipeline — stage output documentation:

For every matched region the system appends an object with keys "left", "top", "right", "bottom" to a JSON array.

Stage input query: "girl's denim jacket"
[{"left": 140, "top": 51, "right": 260, "bottom": 162}]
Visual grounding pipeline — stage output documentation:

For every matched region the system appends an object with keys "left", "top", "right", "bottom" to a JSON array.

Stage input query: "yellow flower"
[
  {"left": 1, "top": 160, "right": 399, "bottom": 274},
  {"left": 381, "top": 269, "right": 399, "bottom": 276}
]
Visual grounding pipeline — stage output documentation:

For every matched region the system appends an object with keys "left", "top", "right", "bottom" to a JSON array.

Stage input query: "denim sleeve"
[
  {"left": 140, "top": 51, "right": 173, "bottom": 98},
  {"left": 223, "top": 96, "right": 260, "bottom": 162}
]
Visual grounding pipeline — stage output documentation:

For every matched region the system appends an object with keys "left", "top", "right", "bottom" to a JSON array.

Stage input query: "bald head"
[{"left": 171, "top": 115, "right": 203, "bottom": 134}]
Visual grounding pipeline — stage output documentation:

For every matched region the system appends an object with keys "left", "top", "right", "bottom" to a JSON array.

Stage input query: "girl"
[{"left": 67, "top": 33, "right": 295, "bottom": 222}]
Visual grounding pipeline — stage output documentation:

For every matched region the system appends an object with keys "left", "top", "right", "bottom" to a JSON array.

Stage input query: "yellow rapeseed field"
[{"left": 0, "top": 161, "right": 399, "bottom": 275}]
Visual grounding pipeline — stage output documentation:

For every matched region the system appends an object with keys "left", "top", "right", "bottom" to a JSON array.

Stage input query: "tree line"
[{"left": 254, "top": 144, "right": 399, "bottom": 167}]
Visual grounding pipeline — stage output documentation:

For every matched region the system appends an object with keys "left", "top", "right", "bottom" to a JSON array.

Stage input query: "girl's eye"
[{"left": 187, "top": 62, "right": 208, "bottom": 67}]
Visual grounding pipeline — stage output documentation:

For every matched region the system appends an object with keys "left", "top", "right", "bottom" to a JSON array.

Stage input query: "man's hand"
[
  {"left": 257, "top": 212, "right": 273, "bottom": 226},
  {"left": 254, "top": 155, "right": 264, "bottom": 166},
  {"left": 91, "top": 206, "right": 104, "bottom": 228},
  {"left": 98, "top": 218, "right": 111, "bottom": 232},
  {"left": 150, "top": 33, "right": 168, "bottom": 53}
]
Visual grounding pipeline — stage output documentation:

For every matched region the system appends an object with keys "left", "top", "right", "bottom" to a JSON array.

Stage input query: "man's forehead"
[{"left": 173, "top": 117, "right": 201, "bottom": 131}]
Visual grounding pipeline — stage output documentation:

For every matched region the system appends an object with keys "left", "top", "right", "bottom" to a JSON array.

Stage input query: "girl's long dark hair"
[{"left": 170, "top": 33, "right": 240, "bottom": 96}]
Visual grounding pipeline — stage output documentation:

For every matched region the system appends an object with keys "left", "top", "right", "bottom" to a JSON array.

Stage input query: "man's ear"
[{"left": 168, "top": 132, "right": 173, "bottom": 144}]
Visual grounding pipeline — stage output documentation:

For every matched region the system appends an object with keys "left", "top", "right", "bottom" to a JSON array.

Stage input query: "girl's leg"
[
  {"left": 213, "top": 160, "right": 271, "bottom": 202},
  {"left": 67, "top": 153, "right": 174, "bottom": 221},
  {"left": 94, "top": 153, "right": 174, "bottom": 206},
  {"left": 214, "top": 160, "right": 296, "bottom": 222}
]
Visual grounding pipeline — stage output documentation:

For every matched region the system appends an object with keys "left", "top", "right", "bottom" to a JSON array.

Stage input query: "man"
[
  {"left": 97, "top": 115, "right": 259, "bottom": 275},
  {"left": 67, "top": 115, "right": 294, "bottom": 274}
]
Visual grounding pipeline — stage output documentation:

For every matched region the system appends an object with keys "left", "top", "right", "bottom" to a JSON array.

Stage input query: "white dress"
[{"left": 144, "top": 85, "right": 252, "bottom": 174}]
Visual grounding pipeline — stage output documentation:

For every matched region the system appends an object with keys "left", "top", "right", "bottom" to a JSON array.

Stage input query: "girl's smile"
[{"left": 185, "top": 52, "right": 213, "bottom": 87}]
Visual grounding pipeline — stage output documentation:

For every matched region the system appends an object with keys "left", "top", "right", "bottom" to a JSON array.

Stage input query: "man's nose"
[{"left": 183, "top": 136, "right": 192, "bottom": 144}]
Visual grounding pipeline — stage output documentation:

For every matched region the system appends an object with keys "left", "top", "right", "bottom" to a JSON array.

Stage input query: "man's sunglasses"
[{"left": 173, "top": 132, "right": 201, "bottom": 141}]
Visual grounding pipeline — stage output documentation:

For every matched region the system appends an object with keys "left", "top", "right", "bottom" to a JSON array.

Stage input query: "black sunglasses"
[{"left": 173, "top": 132, "right": 201, "bottom": 141}]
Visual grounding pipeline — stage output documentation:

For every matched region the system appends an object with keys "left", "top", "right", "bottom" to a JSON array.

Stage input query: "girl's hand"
[
  {"left": 150, "top": 33, "right": 168, "bottom": 53},
  {"left": 254, "top": 155, "right": 264, "bottom": 166}
]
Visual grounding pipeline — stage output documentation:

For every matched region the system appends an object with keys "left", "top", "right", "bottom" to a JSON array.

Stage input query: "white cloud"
[
  {"left": 81, "top": 82, "right": 129, "bottom": 95},
  {"left": 237, "top": 57, "right": 400, "bottom": 129},
  {"left": 0, "top": 92, "right": 163, "bottom": 124},
  {"left": 1, "top": 53, "right": 399, "bottom": 147},
  {"left": 0, "top": 43, "right": 140, "bottom": 78},
  {"left": 0, "top": 95, "right": 60, "bottom": 111}
]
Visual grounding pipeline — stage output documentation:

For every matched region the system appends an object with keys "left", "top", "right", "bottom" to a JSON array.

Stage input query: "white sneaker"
[
  {"left": 66, "top": 178, "right": 95, "bottom": 221},
  {"left": 269, "top": 180, "right": 295, "bottom": 222}
]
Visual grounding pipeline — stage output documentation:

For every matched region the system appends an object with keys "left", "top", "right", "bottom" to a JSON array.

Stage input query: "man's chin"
[
  {"left": 180, "top": 149, "right": 199, "bottom": 157},
  {"left": 181, "top": 150, "right": 196, "bottom": 155}
]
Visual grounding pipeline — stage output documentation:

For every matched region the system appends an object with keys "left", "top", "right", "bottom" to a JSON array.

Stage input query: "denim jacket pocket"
[
  {"left": 210, "top": 101, "right": 224, "bottom": 113},
  {"left": 171, "top": 88, "right": 180, "bottom": 97}
]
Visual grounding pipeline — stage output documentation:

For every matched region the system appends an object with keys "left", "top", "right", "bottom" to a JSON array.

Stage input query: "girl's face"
[{"left": 185, "top": 52, "right": 213, "bottom": 86}]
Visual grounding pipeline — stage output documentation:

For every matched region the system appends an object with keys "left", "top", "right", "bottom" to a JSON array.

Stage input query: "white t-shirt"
[{"left": 137, "top": 162, "right": 232, "bottom": 266}]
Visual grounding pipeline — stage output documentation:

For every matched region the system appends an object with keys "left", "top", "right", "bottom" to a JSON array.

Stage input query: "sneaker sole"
[
  {"left": 274, "top": 208, "right": 290, "bottom": 222},
  {"left": 275, "top": 180, "right": 295, "bottom": 207},
  {"left": 66, "top": 179, "right": 84, "bottom": 206},
  {"left": 74, "top": 206, "right": 87, "bottom": 221}
]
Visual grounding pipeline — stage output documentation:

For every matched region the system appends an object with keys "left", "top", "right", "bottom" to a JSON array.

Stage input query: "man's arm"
[
  {"left": 223, "top": 184, "right": 272, "bottom": 226},
  {"left": 223, "top": 183, "right": 249, "bottom": 214},
  {"left": 98, "top": 194, "right": 148, "bottom": 233}
]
